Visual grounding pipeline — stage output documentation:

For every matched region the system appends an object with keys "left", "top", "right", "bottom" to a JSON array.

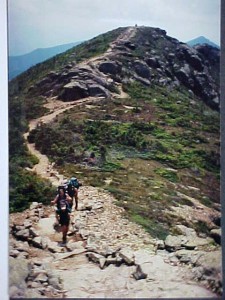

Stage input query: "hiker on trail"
[
  {"left": 51, "top": 185, "right": 72, "bottom": 244},
  {"left": 66, "top": 177, "right": 82, "bottom": 211}
]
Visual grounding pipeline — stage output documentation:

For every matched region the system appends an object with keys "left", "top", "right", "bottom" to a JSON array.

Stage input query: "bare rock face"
[
  {"left": 60, "top": 82, "right": 89, "bottom": 101},
  {"left": 28, "top": 26, "right": 219, "bottom": 110},
  {"left": 98, "top": 61, "right": 121, "bottom": 75}
]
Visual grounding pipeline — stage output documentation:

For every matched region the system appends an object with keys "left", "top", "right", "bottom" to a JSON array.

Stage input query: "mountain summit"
[
  {"left": 186, "top": 36, "right": 220, "bottom": 49},
  {"left": 13, "top": 26, "right": 219, "bottom": 110}
]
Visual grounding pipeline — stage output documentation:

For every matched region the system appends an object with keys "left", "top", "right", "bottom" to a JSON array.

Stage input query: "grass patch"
[{"left": 154, "top": 167, "right": 179, "bottom": 183}]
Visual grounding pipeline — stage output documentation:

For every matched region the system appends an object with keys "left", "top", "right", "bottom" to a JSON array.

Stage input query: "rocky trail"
[
  {"left": 10, "top": 188, "right": 220, "bottom": 298},
  {"left": 10, "top": 27, "right": 222, "bottom": 298}
]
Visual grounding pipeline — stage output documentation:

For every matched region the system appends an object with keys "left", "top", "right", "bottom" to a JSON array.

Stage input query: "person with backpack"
[
  {"left": 51, "top": 185, "right": 72, "bottom": 244},
  {"left": 66, "top": 177, "right": 81, "bottom": 210}
]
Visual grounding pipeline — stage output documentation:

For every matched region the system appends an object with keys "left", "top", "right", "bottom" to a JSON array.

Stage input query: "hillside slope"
[{"left": 9, "top": 26, "right": 221, "bottom": 297}]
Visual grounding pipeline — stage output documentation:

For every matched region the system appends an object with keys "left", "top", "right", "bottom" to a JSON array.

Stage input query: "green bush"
[{"left": 154, "top": 167, "right": 179, "bottom": 182}]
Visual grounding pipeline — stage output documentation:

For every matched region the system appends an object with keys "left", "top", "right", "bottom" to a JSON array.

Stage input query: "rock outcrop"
[{"left": 29, "top": 26, "right": 219, "bottom": 110}]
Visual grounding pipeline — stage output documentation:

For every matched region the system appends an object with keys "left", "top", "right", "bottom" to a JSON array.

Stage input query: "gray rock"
[
  {"left": 98, "top": 61, "right": 121, "bottom": 75},
  {"left": 16, "top": 241, "right": 30, "bottom": 252},
  {"left": 14, "top": 228, "right": 30, "bottom": 240},
  {"left": 86, "top": 252, "right": 105, "bottom": 264},
  {"left": 48, "top": 275, "right": 62, "bottom": 290},
  {"left": 34, "top": 272, "right": 48, "bottom": 283},
  {"left": 175, "top": 249, "right": 204, "bottom": 265},
  {"left": 193, "top": 250, "right": 222, "bottom": 295},
  {"left": 67, "top": 241, "right": 84, "bottom": 251},
  {"left": 32, "top": 236, "right": 44, "bottom": 249},
  {"left": 13, "top": 225, "right": 24, "bottom": 231},
  {"left": 133, "top": 265, "right": 148, "bottom": 280},
  {"left": 9, "top": 257, "right": 29, "bottom": 297},
  {"left": 105, "top": 254, "right": 122, "bottom": 266},
  {"left": 119, "top": 247, "right": 135, "bottom": 265},
  {"left": 17, "top": 251, "right": 29, "bottom": 259},
  {"left": 164, "top": 235, "right": 187, "bottom": 252},
  {"left": 48, "top": 241, "right": 63, "bottom": 253},
  {"left": 183, "top": 236, "right": 214, "bottom": 250},
  {"left": 134, "top": 249, "right": 153, "bottom": 265},
  {"left": 10, "top": 249, "right": 20, "bottom": 258},
  {"left": 23, "top": 220, "right": 32, "bottom": 229},
  {"left": 88, "top": 84, "right": 110, "bottom": 98},
  {"left": 134, "top": 60, "right": 151, "bottom": 79},
  {"left": 92, "top": 202, "right": 104, "bottom": 210},
  {"left": 156, "top": 240, "right": 165, "bottom": 250},
  {"left": 99, "top": 257, "right": 106, "bottom": 269},
  {"left": 210, "top": 228, "right": 221, "bottom": 245},
  {"left": 146, "top": 57, "right": 160, "bottom": 68},
  {"left": 133, "top": 262, "right": 153, "bottom": 280},
  {"left": 60, "top": 82, "right": 89, "bottom": 101},
  {"left": 30, "top": 202, "right": 40, "bottom": 210}
]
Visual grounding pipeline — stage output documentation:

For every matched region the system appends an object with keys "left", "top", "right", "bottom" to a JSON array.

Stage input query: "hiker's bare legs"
[
  {"left": 74, "top": 189, "right": 78, "bottom": 210},
  {"left": 61, "top": 225, "right": 69, "bottom": 243}
]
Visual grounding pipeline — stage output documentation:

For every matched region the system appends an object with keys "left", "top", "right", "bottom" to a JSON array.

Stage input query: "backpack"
[
  {"left": 68, "top": 177, "right": 80, "bottom": 189},
  {"left": 67, "top": 177, "right": 80, "bottom": 198}
]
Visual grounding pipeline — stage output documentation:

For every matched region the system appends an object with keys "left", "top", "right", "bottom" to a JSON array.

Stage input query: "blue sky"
[{"left": 8, "top": 0, "right": 220, "bottom": 56}]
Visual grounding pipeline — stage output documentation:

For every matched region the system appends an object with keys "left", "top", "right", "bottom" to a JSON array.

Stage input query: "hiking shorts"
[{"left": 56, "top": 209, "right": 71, "bottom": 226}]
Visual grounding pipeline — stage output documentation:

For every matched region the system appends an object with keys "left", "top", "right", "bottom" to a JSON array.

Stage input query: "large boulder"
[
  {"left": 60, "top": 82, "right": 89, "bottom": 101},
  {"left": 99, "top": 61, "right": 121, "bottom": 75},
  {"left": 146, "top": 57, "right": 160, "bottom": 68},
  {"left": 133, "top": 60, "right": 151, "bottom": 79},
  {"left": 9, "top": 257, "right": 30, "bottom": 298},
  {"left": 164, "top": 235, "right": 187, "bottom": 252},
  {"left": 193, "top": 250, "right": 222, "bottom": 295},
  {"left": 88, "top": 84, "right": 110, "bottom": 98}
]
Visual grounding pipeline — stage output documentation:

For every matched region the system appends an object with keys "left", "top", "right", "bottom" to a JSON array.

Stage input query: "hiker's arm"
[
  {"left": 51, "top": 195, "right": 58, "bottom": 205},
  {"left": 66, "top": 194, "right": 72, "bottom": 202}
]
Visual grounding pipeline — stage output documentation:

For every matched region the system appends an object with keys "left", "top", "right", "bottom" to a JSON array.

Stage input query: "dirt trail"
[
  {"left": 23, "top": 28, "right": 136, "bottom": 184},
  {"left": 21, "top": 27, "right": 217, "bottom": 298}
]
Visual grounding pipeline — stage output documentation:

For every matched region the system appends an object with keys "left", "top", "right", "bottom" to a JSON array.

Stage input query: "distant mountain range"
[
  {"left": 186, "top": 36, "right": 219, "bottom": 49},
  {"left": 8, "top": 41, "right": 82, "bottom": 80}
]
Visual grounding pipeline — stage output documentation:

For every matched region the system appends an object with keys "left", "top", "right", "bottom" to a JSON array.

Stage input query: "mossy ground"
[{"left": 30, "top": 83, "right": 220, "bottom": 240}]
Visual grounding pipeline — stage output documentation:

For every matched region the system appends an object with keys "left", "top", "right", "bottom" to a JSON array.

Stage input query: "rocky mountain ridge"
[
  {"left": 9, "top": 26, "right": 221, "bottom": 298},
  {"left": 28, "top": 26, "right": 220, "bottom": 110}
]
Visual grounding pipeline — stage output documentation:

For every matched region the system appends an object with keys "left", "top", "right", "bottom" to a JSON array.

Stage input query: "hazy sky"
[{"left": 8, "top": 0, "right": 221, "bottom": 56}]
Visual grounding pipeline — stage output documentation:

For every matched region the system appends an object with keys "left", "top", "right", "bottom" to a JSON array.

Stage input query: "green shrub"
[{"left": 154, "top": 167, "right": 179, "bottom": 182}]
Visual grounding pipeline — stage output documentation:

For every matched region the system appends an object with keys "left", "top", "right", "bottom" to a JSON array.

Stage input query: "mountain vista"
[
  {"left": 8, "top": 42, "right": 81, "bottom": 80},
  {"left": 9, "top": 26, "right": 221, "bottom": 298}
]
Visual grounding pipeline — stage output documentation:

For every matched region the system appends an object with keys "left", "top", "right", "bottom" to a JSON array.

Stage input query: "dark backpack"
[
  {"left": 67, "top": 177, "right": 80, "bottom": 197},
  {"left": 69, "top": 177, "right": 80, "bottom": 189}
]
